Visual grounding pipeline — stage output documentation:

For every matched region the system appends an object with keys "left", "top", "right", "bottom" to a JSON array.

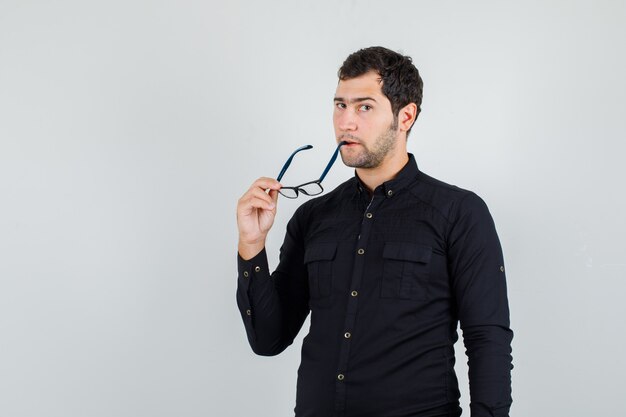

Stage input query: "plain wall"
[{"left": 1, "top": 0, "right": 625, "bottom": 416}]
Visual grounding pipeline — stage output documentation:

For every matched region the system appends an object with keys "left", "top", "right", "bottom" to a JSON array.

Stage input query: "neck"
[{"left": 356, "top": 152, "right": 409, "bottom": 194}]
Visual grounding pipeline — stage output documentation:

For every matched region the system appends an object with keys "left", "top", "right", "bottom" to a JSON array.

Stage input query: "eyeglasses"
[{"left": 276, "top": 141, "right": 347, "bottom": 199}]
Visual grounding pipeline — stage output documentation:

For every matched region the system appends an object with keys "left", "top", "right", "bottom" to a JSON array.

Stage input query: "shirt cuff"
[{"left": 237, "top": 248, "right": 270, "bottom": 291}]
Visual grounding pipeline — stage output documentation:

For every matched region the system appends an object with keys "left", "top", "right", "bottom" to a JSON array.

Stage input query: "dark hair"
[{"left": 338, "top": 46, "right": 423, "bottom": 135}]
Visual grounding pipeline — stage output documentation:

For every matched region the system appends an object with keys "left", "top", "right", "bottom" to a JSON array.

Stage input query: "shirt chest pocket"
[
  {"left": 304, "top": 242, "right": 337, "bottom": 303},
  {"left": 381, "top": 242, "right": 432, "bottom": 300}
]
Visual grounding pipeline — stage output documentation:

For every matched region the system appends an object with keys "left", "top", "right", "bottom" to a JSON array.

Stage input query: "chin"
[
  {"left": 341, "top": 155, "right": 372, "bottom": 169},
  {"left": 340, "top": 154, "right": 357, "bottom": 168}
]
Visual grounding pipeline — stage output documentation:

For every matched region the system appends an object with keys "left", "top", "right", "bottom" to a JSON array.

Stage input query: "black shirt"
[{"left": 237, "top": 154, "right": 513, "bottom": 417}]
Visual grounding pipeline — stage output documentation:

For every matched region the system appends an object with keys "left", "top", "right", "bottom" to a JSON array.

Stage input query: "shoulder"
[{"left": 409, "top": 170, "right": 491, "bottom": 224}]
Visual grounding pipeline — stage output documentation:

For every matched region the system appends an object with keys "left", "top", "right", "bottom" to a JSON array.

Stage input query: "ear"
[{"left": 398, "top": 103, "right": 418, "bottom": 133}]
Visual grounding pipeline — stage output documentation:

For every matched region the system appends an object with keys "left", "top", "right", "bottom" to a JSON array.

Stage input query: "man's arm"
[
  {"left": 448, "top": 192, "right": 514, "bottom": 417},
  {"left": 236, "top": 178, "right": 310, "bottom": 356},
  {"left": 237, "top": 177, "right": 281, "bottom": 261}
]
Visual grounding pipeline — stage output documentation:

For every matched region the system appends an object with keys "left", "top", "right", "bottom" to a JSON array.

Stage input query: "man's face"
[{"left": 333, "top": 71, "right": 400, "bottom": 169}]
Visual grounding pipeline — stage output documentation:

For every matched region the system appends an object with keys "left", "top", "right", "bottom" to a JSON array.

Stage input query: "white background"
[{"left": 1, "top": 1, "right": 625, "bottom": 416}]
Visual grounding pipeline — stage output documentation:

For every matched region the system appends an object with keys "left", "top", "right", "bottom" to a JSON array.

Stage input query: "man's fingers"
[
  {"left": 246, "top": 196, "right": 276, "bottom": 212},
  {"left": 238, "top": 191, "right": 276, "bottom": 214},
  {"left": 251, "top": 177, "right": 282, "bottom": 192},
  {"left": 237, "top": 177, "right": 281, "bottom": 221},
  {"left": 268, "top": 189, "right": 279, "bottom": 204},
  {"left": 238, "top": 177, "right": 280, "bottom": 211},
  {"left": 245, "top": 188, "right": 276, "bottom": 209}
]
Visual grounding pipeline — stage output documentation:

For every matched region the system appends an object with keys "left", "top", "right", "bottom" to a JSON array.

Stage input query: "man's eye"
[
  {"left": 359, "top": 105, "right": 372, "bottom": 111},
  {"left": 335, "top": 103, "right": 346, "bottom": 109}
]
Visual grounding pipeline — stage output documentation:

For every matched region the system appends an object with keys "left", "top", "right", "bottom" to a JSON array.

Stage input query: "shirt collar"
[{"left": 354, "top": 153, "right": 419, "bottom": 199}]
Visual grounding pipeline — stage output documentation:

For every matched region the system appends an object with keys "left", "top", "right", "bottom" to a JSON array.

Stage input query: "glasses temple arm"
[
  {"left": 318, "top": 141, "right": 347, "bottom": 183},
  {"left": 276, "top": 144, "right": 313, "bottom": 182}
]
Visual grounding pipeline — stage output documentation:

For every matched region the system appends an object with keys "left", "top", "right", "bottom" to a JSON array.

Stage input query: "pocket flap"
[
  {"left": 383, "top": 242, "right": 432, "bottom": 263},
  {"left": 304, "top": 242, "right": 337, "bottom": 263}
]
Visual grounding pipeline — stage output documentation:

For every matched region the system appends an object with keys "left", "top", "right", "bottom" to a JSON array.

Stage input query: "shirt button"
[
  {"left": 337, "top": 374, "right": 345, "bottom": 381},
  {"left": 357, "top": 248, "right": 365, "bottom": 255},
  {"left": 344, "top": 332, "right": 351, "bottom": 339},
  {"left": 500, "top": 265, "right": 505, "bottom": 272},
  {"left": 254, "top": 266, "right": 261, "bottom": 272},
  {"left": 246, "top": 309, "right": 251, "bottom": 316},
  {"left": 387, "top": 190, "right": 393, "bottom": 197},
  {"left": 351, "top": 290, "right": 358, "bottom": 297},
  {"left": 243, "top": 271, "right": 249, "bottom": 278},
  {"left": 365, "top": 212, "right": 373, "bottom": 219}
]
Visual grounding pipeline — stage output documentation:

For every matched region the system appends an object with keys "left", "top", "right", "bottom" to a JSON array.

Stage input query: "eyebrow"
[{"left": 333, "top": 96, "right": 378, "bottom": 104}]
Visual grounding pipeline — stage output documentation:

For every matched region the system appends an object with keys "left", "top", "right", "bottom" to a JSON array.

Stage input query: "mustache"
[{"left": 339, "top": 134, "right": 361, "bottom": 144}]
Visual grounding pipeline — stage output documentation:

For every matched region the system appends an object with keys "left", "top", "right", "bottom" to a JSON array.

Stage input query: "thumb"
[{"left": 269, "top": 189, "right": 280, "bottom": 206}]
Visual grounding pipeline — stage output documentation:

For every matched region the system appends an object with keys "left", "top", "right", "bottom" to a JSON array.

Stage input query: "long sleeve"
[
  {"left": 447, "top": 193, "right": 514, "bottom": 417},
  {"left": 236, "top": 208, "right": 310, "bottom": 356}
]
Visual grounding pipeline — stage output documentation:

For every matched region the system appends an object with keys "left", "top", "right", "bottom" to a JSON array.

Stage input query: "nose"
[{"left": 335, "top": 108, "right": 357, "bottom": 132}]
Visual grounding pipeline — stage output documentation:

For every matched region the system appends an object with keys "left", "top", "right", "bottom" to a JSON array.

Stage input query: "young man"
[{"left": 236, "top": 46, "right": 513, "bottom": 417}]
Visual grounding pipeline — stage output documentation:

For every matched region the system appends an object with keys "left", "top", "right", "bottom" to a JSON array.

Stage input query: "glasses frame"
[{"left": 276, "top": 141, "right": 347, "bottom": 199}]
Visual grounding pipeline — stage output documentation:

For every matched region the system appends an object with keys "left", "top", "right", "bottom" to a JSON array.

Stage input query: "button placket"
[{"left": 333, "top": 196, "right": 382, "bottom": 412}]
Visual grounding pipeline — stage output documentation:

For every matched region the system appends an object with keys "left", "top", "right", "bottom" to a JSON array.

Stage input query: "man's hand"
[{"left": 237, "top": 177, "right": 281, "bottom": 260}]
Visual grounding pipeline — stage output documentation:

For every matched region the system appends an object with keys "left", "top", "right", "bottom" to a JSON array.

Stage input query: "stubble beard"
[{"left": 341, "top": 118, "right": 399, "bottom": 169}]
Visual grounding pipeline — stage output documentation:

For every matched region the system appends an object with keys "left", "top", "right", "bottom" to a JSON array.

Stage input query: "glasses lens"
[
  {"left": 298, "top": 182, "right": 323, "bottom": 196},
  {"left": 279, "top": 188, "right": 299, "bottom": 199}
]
